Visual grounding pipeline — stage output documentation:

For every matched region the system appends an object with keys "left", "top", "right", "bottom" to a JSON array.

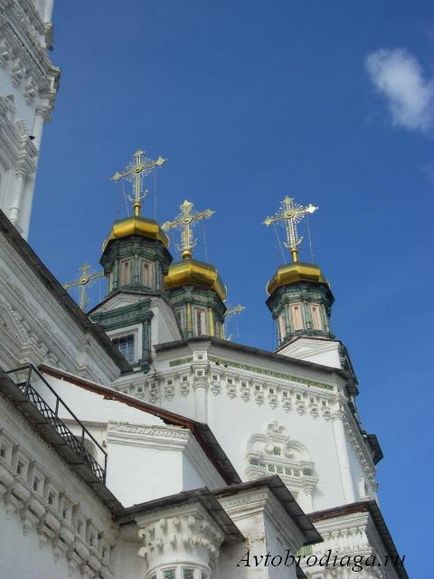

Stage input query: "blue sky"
[{"left": 31, "top": 1, "right": 434, "bottom": 575}]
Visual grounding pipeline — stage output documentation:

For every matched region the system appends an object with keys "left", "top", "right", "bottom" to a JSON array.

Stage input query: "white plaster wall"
[
  {"left": 150, "top": 298, "right": 182, "bottom": 349},
  {"left": 0, "top": 1, "right": 58, "bottom": 238},
  {"left": 108, "top": 442, "right": 183, "bottom": 506},
  {"left": 113, "top": 538, "right": 145, "bottom": 579},
  {"left": 347, "top": 437, "right": 372, "bottom": 501},
  {"left": 45, "top": 375, "right": 163, "bottom": 426},
  {"left": 218, "top": 491, "right": 301, "bottom": 579},
  {"left": 0, "top": 395, "right": 117, "bottom": 578},
  {"left": 153, "top": 385, "right": 346, "bottom": 511},
  {"left": 147, "top": 344, "right": 370, "bottom": 512},
  {"left": 183, "top": 454, "right": 214, "bottom": 490},
  {"left": 206, "top": 394, "right": 345, "bottom": 511},
  {"left": 0, "top": 68, "right": 35, "bottom": 128},
  {"left": 41, "top": 374, "right": 225, "bottom": 504},
  {"left": 264, "top": 513, "right": 299, "bottom": 579},
  {"left": 278, "top": 339, "right": 342, "bottom": 368},
  {"left": 0, "top": 233, "right": 120, "bottom": 383},
  {"left": 0, "top": 506, "right": 82, "bottom": 579}
]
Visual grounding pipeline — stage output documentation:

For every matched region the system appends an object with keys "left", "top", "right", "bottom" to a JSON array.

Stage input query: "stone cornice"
[
  {"left": 341, "top": 403, "right": 377, "bottom": 491},
  {"left": 305, "top": 511, "right": 396, "bottom": 578},
  {"left": 0, "top": 2, "right": 60, "bottom": 112},
  {"left": 218, "top": 487, "right": 304, "bottom": 554},
  {"left": 0, "top": 219, "right": 125, "bottom": 380},
  {"left": 107, "top": 422, "right": 224, "bottom": 488},
  {"left": 107, "top": 422, "right": 190, "bottom": 449},
  {"left": 114, "top": 362, "right": 336, "bottom": 421},
  {"left": 136, "top": 502, "right": 225, "bottom": 572}
]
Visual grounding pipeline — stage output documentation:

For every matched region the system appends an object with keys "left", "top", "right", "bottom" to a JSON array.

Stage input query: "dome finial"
[
  {"left": 162, "top": 199, "right": 215, "bottom": 260},
  {"left": 263, "top": 196, "right": 318, "bottom": 263},
  {"left": 111, "top": 149, "right": 166, "bottom": 217}
]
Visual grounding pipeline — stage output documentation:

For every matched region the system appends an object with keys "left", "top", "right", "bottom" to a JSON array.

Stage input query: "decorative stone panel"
[{"left": 136, "top": 503, "right": 224, "bottom": 578}]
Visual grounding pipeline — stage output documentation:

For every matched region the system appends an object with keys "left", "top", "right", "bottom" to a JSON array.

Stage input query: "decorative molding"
[
  {"left": 169, "top": 356, "right": 193, "bottom": 367},
  {"left": 0, "top": 2, "right": 59, "bottom": 115},
  {"left": 342, "top": 409, "right": 378, "bottom": 493},
  {"left": 304, "top": 512, "right": 392, "bottom": 578},
  {"left": 0, "top": 408, "right": 115, "bottom": 579},
  {"left": 0, "top": 237, "right": 119, "bottom": 383},
  {"left": 107, "top": 422, "right": 224, "bottom": 488},
  {"left": 115, "top": 363, "right": 335, "bottom": 421},
  {"left": 246, "top": 421, "right": 319, "bottom": 499},
  {"left": 136, "top": 503, "right": 224, "bottom": 574},
  {"left": 0, "top": 95, "right": 38, "bottom": 173},
  {"left": 208, "top": 355, "right": 334, "bottom": 390},
  {"left": 218, "top": 487, "right": 303, "bottom": 555}
]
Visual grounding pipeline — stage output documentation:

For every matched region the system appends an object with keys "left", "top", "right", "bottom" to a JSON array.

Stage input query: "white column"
[
  {"left": 302, "top": 487, "right": 314, "bottom": 512},
  {"left": 137, "top": 504, "right": 224, "bottom": 579},
  {"left": 8, "top": 169, "right": 26, "bottom": 233},
  {"left": 194, "top": 380, "right": 208, "bottom": 422},
  {"left": 43, "top": 0, "right": 55, "bottom": 22},
  {"left": 332, "top": 409, "right": 355, "bottom": 504},
  {"left": 20, "top": 108, "right": 46, "bottom": 238}
]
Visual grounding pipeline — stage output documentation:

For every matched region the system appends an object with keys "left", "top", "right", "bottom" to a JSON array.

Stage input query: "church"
[{"left": 0, "top": 2, "right": 407, "bottom": 578}]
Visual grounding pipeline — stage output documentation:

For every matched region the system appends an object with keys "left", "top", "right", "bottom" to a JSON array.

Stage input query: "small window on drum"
[
  {"left": 119, "top": 259, "right": 131, "bottom": 286},
  {"left": 112, "top": 334, "right": 135, "bottom": 363}
]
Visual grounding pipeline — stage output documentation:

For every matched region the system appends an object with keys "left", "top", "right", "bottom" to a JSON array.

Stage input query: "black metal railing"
[{"left": 6, "top": 365, "right": 107, "bottom": 483}]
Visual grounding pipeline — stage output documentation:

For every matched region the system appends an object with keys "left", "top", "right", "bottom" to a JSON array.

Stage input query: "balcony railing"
[{"left": 6, "top": 365, "right": 107, "bottom": 483}]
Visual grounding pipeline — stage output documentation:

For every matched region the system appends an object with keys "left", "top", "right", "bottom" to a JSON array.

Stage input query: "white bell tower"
[{"left": 0, "top": 0, "right": 59, "bottom": 238}]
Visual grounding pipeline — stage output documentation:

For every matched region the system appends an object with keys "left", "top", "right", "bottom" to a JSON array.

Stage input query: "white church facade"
[{"left": 0, "top": 2, "right": 407, "bottom": 578}]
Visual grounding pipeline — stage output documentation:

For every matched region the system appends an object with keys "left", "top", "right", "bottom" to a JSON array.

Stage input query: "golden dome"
[
  {"left": 267, "top": 262, "right": 328, "bottom": 295},
  {"left": 164, "top": 258, "right": 227, "bottom": 301},
  {"left": 103, "top": 216, "right": 169, "bottom": 249}
]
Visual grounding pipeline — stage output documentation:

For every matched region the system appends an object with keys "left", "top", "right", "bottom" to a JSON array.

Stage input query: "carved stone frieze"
[
  {"left": 245, "top": 421, "right": 319, "bottom": 497},
  {"left": 0, "top": 418, "right": 115, "bottom": 578},
  {"left": 0, "top": 2, "right": 59, "bottom": 113},
  {"left": 137, "top": 504, "right": 224, "bottom": 574}
]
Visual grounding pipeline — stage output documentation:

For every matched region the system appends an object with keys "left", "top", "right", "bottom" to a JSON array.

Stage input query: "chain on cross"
[
  {"left": 111, "top": 150, "right": 166, "bottom": 217},
  {"left": 162, "top": 200, "right": 215, "bottom": 260},
  {"left": 263, "top": 196, "right": 318, "bottom": 263}
]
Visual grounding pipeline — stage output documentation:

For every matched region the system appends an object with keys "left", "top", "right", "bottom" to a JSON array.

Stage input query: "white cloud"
[{"left": 365, "top": 48, "right": 434, "bottom": 132}]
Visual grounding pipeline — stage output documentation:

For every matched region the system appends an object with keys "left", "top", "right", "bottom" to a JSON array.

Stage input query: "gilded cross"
[
  {"left": 263, "top": 196, "right": 318, "bottom": 263},
  {"left": 111, "top": 150, "right": 166, "bottom": 217},
  {"left": 225, "top": 304, "right": 246, "bottom": 320},
  {"left": 224, "top": 304, "right": 245, "bottom": 341},
  {"left": 162, "top": 200, "right": 215, "bottom": 260},
  {"left": 63, "top": 263, "right": 104, "bottom": 311}
]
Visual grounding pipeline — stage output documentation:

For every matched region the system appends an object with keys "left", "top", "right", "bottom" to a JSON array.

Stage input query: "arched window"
[
  {"left": 119, "top": 259, "right": 131, "bottom": 286},
  {"left": 278, "top": 313, "right": 286, "bottom": 341},
  {"left": 311, "top": 305, "right": 323, "bottom": 330},
  {"left": 141, "top": 260, "right": 153, "bottom": 287},
  {"left": 291, "top": 303, "right": 303, "bottom": 330},
  {"left": 195, "top": 308, "right": 207, "bottom": 336}
]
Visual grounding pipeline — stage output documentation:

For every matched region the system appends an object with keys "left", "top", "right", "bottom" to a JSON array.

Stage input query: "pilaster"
[{"left": 332, "top": 408, "right": 356, "bottom": 504}]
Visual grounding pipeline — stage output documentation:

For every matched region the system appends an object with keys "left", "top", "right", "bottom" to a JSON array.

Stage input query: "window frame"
[{"left": 109, "top": 324, "right": 142, "bottom": 365}]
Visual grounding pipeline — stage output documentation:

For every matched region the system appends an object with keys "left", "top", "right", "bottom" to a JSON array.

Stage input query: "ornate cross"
[
  {"left": 263, "top": 196, "right": 318, "bottom": 263},
  {"left": 224, "top": 304, "right": 245, "bottom": 340},
  {"left": 111, "top": 150, "right": 166, "bottom": 217},
  {"left": 225, "top": 304, "right": 246, "bottom": 320},
  {"left": 63, "top": 263, "right": 104, "bottom": 311},
  {"left": 162, "top": 200, "right": 215, "bottom": 260}
]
